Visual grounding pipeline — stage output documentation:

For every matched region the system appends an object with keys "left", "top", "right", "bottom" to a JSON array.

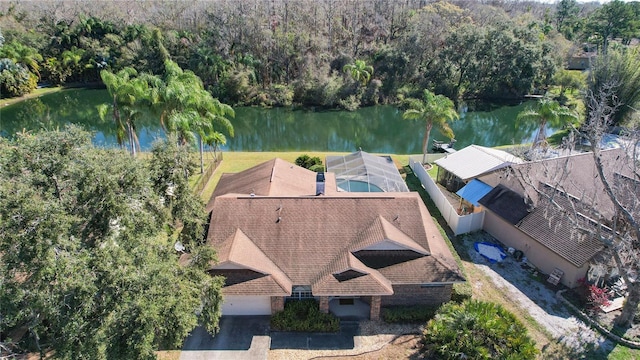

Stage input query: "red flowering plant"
[{"left": 577, "top": 278, "right": 611, "bottom": 314}]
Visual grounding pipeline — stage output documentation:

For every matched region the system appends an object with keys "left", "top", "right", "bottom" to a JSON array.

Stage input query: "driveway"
[
  {"left": 270, "top": 321, "right": 359, "bottom": 350},
  {"left": 180, "top": 316, "right": 271, "bottom": 360}
]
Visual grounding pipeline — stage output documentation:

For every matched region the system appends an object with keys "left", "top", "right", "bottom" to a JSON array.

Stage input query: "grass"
[{"left": 1, "top": 86, "right": 64, "bottom": 107}]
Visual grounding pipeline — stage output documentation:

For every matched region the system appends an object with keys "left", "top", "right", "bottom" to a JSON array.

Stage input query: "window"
[{"left": 290, "top": 285, "right": 313, "bottom": 300}]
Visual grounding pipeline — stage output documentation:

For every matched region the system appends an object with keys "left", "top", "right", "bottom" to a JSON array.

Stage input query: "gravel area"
[
  {"left": 460, "top": 231, "right": 614, "bottom": 354},
  {"left": 268, "top": 321, "right": 419, "bottom": 360}
]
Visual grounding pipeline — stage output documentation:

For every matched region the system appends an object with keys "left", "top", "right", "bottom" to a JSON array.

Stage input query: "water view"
[{"left": 0, "top": 88, "right": 550, "bottom": 153}]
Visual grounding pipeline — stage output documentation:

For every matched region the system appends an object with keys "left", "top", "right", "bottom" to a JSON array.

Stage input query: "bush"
[
  {"left": 0, "top": 59, "right": 37, "bottom": 98},
  {"left": 382, "top": 305, "right": 439, "bottom": 323},
  {"left": 422, "top": 300, "right": 538, "bottom": 360},
  {"left": 451, "top": 282, "right": 472, "bottom": 303},
  {"left": 271, "top": 299, "right": 340, "bottom": 332},
  {"left": 309, "top": 164, "right": 325, "bottom": 173},
  {"left": 295, "top": 154, "right": 322, "bottom": 170}
]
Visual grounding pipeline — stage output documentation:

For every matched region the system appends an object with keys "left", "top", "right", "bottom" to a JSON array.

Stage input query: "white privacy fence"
[{"left": 409, "top": 156, "right": 484, "bottom": 235}]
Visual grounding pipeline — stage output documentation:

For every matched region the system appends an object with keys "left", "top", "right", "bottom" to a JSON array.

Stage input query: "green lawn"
[{"left": 1, "top": 86, "right": 64, "bottom": 107}]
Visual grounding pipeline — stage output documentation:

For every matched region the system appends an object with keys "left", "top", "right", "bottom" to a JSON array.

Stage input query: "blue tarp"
[
  {"left": 474, "top": 242, "right": 507, "bottom": 263},
  {"left": 456, "top": 179, "right": 493, "bottom": 206}
]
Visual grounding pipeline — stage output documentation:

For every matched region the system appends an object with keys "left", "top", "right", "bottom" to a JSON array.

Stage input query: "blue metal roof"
[{"left": 456, "top": 179, "right": 493, "bottom": 206}]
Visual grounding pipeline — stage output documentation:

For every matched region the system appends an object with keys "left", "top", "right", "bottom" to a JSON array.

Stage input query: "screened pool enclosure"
[{"left": 326, "top": 151, "right": 409, "bottom": 193}]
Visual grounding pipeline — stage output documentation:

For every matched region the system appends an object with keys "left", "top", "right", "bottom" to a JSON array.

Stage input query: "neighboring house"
[
  {"left": 433, "top": 145, "right": 523, "bottom": 215},
  {"left": 434, "top": 145, "right": 524, "bottom": 193},
  {"left": 205, "top": 159, "right": 465, "bottom": 319},
  {"left": 326, "top": 150, "right": 409, "bottom": 193},
  {"left": 475, "top": 149, "right": 631, "bottom": 288},
  {"left": 567, "top": 51, "right": 596, "bottom": 71}
]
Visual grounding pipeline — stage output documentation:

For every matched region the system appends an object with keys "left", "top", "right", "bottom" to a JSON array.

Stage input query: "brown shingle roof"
[
  {"left": 212, "top": 229, "right": 292, "bottom": 295},
  {"left": 350, "top": 215, "right": 429, "bottom": 254},
  {"left": 478, "top": 184, "right": 531, "bottom": 225},
  {"left": 312, "top": 253, "right": 394, "bottom": 296},
  {"left": 480, "top": 148, "right": 632, "bottom": 220},
  {"left": 516, "top": 205, "right": 605, "bottom": 267},
  {"left": 207, "top": 190, "right": 464, "bottom": 296},
  {"left": 208, "top": 158, "right": 338, "bottom": 211}
]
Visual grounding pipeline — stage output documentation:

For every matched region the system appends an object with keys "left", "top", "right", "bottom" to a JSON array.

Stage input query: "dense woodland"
[{"left": 1, "top": 0, "right": 639, "bottom": 110}]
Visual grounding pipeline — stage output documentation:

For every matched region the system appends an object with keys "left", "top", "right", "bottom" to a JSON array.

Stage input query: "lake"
[{"left": 0, "top": 88, "right": 548, "bottom": 153}]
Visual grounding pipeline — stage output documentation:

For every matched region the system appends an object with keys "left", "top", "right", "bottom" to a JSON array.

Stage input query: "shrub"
[
  {"left": 422, "top": 300, "right": 538, "bottom": 360},
  {"left": 309, "top": 164, "right": 325, "bottom": 173},
  {"left": 451, "top": 282, "right": 473, "bottom": 303},
  {"left": 295, "top": 154, "right": 322, "bottom": 170},
  {"left": 271, "top": 299, "right": 340, "bottom": 332},
  {"left": 0, "top": 59, "right": 37, "bottom": 98},
  {"left": 382, "top": 305, "right": 439, "bottom": 323}
]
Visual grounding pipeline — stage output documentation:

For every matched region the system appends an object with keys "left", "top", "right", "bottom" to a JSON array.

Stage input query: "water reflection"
[{"left": 0, "top": 89, "right": 552, "bottom": 153}]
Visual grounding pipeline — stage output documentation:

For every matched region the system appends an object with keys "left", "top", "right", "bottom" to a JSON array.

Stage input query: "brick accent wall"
[
  {"left": 271, "top": 296, "right": 284, "bottom": 314},
  {"left": 381, "top": 284, "right": 453, "bottom": 307},
  {"left": 370, "top": 296, "right": 381, "bottom": 320},
  {"left": 319, "top": 296, "right": 329, "bottom": 313}
]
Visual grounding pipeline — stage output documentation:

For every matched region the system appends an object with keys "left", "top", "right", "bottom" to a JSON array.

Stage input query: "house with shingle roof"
[
  {"left": 474, "top": 148, "right": 632, "bottom": 288},
  {"left": 205, "top": 159, "right": 465, "bottom": 319}
]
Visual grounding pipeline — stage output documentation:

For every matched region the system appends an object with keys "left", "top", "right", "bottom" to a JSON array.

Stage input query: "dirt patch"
[
  {"left": 268, "top": 321, "right": 420, "bottom": 360},
  {"left": 459, "top": 231, "right": 614, "bottom": 356}
]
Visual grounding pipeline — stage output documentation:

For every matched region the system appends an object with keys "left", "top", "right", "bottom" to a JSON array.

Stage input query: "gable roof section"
[
  {"left": 483, "top": 148, "right": 631, "bottom": 220},
  {"left": 350, "top": 215, "right": 429, "bottom": 255},
  {"left": 208, "top": 158, "right": 338, "bottom": 211},
  {"left": 478, "top": 184, "right": 530, "bottom": 224},
  {"left": 516, "top": 206, "right": 605, "bottom": 267},
  {"left": 434, "top": 145, "right": 523, "bottom": 180},
  {"left": 212, "top": 228, "right": 292, "bottom": 295},
  {"left": 312, "top": 253, "right": 393, "bottom": 296},
  {"left": 207, "top": 192, "right": 464, "bottom": 294}
]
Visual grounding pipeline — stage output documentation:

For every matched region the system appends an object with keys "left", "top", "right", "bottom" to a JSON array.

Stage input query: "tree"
[
  {"left": 0, "top": 58, "right": 37, "bottom": 98},
  {"left": 512, "top": 83, "right": 640, "bottom": 328},
  {"left": 578, "top": 84, "right": 640, "bottom": 327},
  {"left": 0, "top": 40, "right": 43, "bottom": 78},
  {"left": 555, "top": 0, "right": 580, "bottom": 39},
  {"left": 342, "top": 59, "right": 374, "bottom": 85},
  {"left": 552, "top": 69, "right": 586, "bottom": 99},
  {"left": 516, "top": 97, "right": 579, "bottom": 150},
  {"left": 402, "top": 89, "right": 459, "bottom": 164},
  {"left": 422, "top": 300, "right": 538, "bottom": 359},
  {"left": 99, "top": 67, "right": 150, "bottom": 156},
  {"left": 150, "top": 60, "right": 234, "bottom": 173},
  {"left": 585, "top": 0, "right": 639, "bottom": 55},
  {"left": 0, "top": 127, "right": 223, "bottom": 359},
  {"left": 587, "top": 48, "right": 640, "bottom": 127}
]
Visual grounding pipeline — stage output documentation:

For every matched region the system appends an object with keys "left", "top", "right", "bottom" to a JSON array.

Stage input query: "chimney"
[{"left": 316, "top": 172, "right": 325, "bottom": 196}]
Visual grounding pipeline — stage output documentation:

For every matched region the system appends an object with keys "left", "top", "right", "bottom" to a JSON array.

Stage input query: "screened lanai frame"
[{"left": 326, "top": 151, "right": 409, "bottom": 193}]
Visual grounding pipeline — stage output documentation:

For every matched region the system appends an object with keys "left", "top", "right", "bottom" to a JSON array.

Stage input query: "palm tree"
[
  {"left": 516, "top": 97, "right": 579, "bottom": 150},
  {"left": 402, "top": 89, "right": 459, "bottom": 164},
  {"left": 0, "top": 41, "right": 43, "bottom": 79},
  {"left": 184, "top": 89, "right": 234, "bottom": 174},
  {"left": 203, "top": 131, "right": 227, "bottom": 162},
  {"left": 343, "top": 60, "right": 374, "bottom": 85},
  {"left": 99, "top": 67, "right": 150, "bottom": 156}
]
